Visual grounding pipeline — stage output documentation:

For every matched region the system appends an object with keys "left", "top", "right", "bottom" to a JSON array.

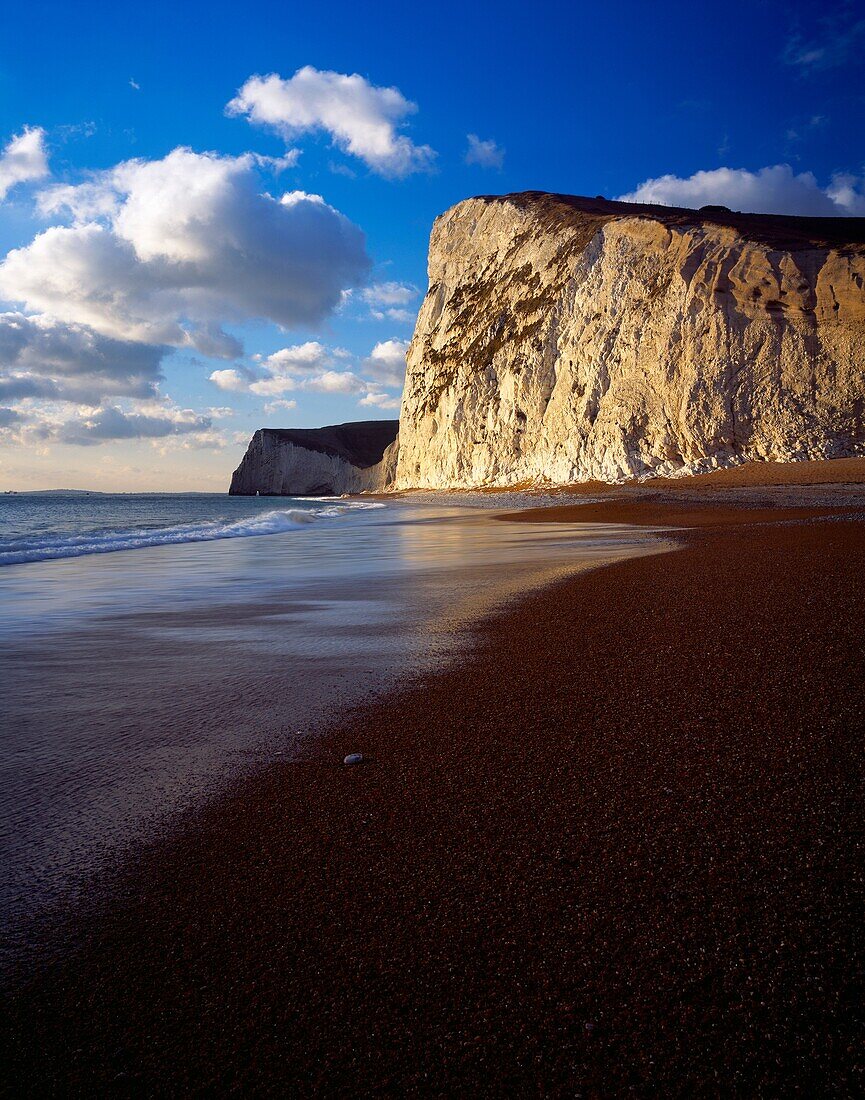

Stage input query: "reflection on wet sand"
[{"left": 0, "top": 502, "right": 670, "bottom": 954}]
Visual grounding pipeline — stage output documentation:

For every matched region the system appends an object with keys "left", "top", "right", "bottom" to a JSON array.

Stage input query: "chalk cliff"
[
  {"left": 394, "top": 193, "right": 865, "bottom": 487},
  {"left": 230, "top": 194, "right": 865, "bottom": 494},
  {"left": 229, "top": 420, "right": 398, "bottom": 496}
]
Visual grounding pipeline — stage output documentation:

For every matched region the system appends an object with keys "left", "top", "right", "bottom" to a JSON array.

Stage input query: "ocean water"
[
  {"left": 0, "top": 491, "right": 669, "bottom": 957},
  {"left": 0, "top": 491, "right": 385, "bottom": 567}
]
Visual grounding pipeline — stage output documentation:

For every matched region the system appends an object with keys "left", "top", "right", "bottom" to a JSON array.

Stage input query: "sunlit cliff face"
[{"left": 396, "top": 195, "right": 865, "bottom": 489}]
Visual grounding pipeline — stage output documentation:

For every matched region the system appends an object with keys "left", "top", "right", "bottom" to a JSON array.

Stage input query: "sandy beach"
[{"left": 2, "top": 488, "right": 864, "bottom": 1097}]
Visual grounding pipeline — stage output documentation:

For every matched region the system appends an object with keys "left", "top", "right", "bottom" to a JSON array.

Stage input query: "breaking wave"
[{"left": 0, "top": 502, "right": 385, "bottom": 566}]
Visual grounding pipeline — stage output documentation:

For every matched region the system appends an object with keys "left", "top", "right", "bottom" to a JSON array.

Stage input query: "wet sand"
[
  {"left": 2, "top": 496, "right": 864, "bottom": 1096},
  {"left": 502, "top": 501, "right": 851, "bottom": 527},
  {"left": 0, "top": 506, "right": 660, "bottom": 951}
]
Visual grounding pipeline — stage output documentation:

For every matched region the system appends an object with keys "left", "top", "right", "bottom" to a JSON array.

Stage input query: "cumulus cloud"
[
  {"left": 360, "top": 280, "right": 418, "bottom": 322},
  {"left": 248, "top": 341, "right": 347, "bottom": 395},
  {"left": 825, "top": 173, "right": 865, "bottom": 216},
  {"left": 244, "top": 375, "right": 296, "bottom": 397},
  {"left": 0, "top": 397, "right": 218, "bottom": 449},
  {"left": 465, "top": 133, "right": 505, "bottom": 170},
  {"left": 303, "top": 369, "right": 366, "bottom": 394},
  {"left": 258, "top": 340, "right": 345, "bottom": 376},
  {"left": 0, "top": 148, "right": 370, "bottom": 357},
  {"left": 263, "top": 398, "right": 297, "bottom": 415},
  {"left": 0, "top": 127, "right": 49, "bottom": 201},
  {"left": 56, "top": 402, "right": 212, "bottom": 446},
  {"left": 227, "top": 67, "right": 435, "bottom": 177},
  {"left": 209, "top": 337, "right": 406, "bottom": 406},
  {"left": 359, "top": 390, "right": 401, "bottom": 410},
  {"left": 363, "top": 338, "right": 408, "bottom": 388},
  {"left": 209, "top": 366, "right": 258, "bottom": 392},
  {"left": 0, "top": 311, "right": 165, "bottom": 403},
  {"left": 619, "top": 164, "right": 865, "bottom": 216},
  {"left": 361, "top": 281, "right": 417, "bottom": 307},
  {"left": 209, "top": 341, "right": 360, "bottom": 396}
]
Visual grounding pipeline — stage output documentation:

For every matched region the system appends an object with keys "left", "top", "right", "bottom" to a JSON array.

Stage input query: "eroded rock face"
[
  {"left": 394, "top": 193, "right": 865, "bottom": 487},
  {"left": 229, "top": 421, "right": 399, "bottom": 495}
]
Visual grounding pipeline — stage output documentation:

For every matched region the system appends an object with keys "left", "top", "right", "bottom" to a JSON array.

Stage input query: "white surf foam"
[{"left": 0, "top": 502, "right": 385, "bottom": 566}]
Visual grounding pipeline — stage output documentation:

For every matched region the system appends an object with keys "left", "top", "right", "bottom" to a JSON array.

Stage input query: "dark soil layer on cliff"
[
  {"left": 482, "top": 191, "right": 865, "bottom": 251},
  {"left": 2, "top": 508, "right": 864, "bottom": 1097},
  {"left": 258, "top": 419, "right": 398, "bottom": 467}
]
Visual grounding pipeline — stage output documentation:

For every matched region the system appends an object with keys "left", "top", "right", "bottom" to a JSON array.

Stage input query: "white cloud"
[
  {"left": 209, "top": 337, "right": 406, "bottom": 408},
  {"left": 363, "top": 338, "right": 408, "bottom": 388},
  {"left": 359, "top": 390, "right": 400, "bottom": 410},
  {"left": 303, "top": 369, "right": 366, "bottom": 394},
  {"left": 619, "top": 164, "right": 865, "bottom": 216},
  {"left": 255, "top": 368, "right": 365, "bottom": 395},
  {"left": 360, "top": 280, "right": 418, "bottom": 322},
  {"left": 0, "top": 398, "right": 217, "bottom": 449},
  {"left": 361, "top": 281, "right": 417, "bottom": 308},
  {"left": 257, "top": 340, "right": 339, "bottom": 376},
  {"left": 209, "top": 367, "right": 255, "bottom": 392},
  {"left": 465, "top": 133, "right": 505, "bottom": 170},
  {"left": 37, "top": 180, "right": 120, "bottom": 221},
  {"left": 227, "top": 67, "right": 435, "bottom": 178},
  {"left": 252, "top": 149, "right": 303, "bottom": 173},
  {"left": 826, "top": 173, "right": 865, "bottom": 215},
  {"left": 247, "top": 375, "right": 296, "bottom": 396},
  {"left": 378, "top": 308, "right": 414, "bottom": 324},
  {"left": 1, "top": 147, "right": 370, "bottom": 356},
  {"left": 245, "top": 341, "right": 342, "bottom": 395},
  {"left": 0, "top": 311, "right": 164, "bottom": 403},
  {"left": 263, "top": 398, "right": 297, "bottom": 415},
  {"left": 210, "top": 342, "right": 363, "bottom": 397},
  {"left": 0, "top": 127, "right": 49, "bottom": 201}
]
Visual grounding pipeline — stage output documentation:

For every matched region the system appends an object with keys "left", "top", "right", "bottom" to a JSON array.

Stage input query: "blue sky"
[{"left": 0, "top": 0, "right": 862, "bottom": 489}]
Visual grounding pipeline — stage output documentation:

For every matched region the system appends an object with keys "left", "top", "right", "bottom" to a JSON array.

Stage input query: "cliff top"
[
  {"left": 256, "top": 420, "right": 398, "bottom": 469},
  {"left": 472, "top": 191, "right": 865, "bottom": 252}
]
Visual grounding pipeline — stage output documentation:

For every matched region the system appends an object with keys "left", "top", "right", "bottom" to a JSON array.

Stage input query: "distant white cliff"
[{"left": 229, "top": 421, "right": 398, "bottom": 496}]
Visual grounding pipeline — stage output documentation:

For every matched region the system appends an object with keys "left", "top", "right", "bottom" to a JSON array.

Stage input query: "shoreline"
[
  {"left": 2, "top": 493, "right": 864, "bottom": 1095},
  {"left": 0, "top": 501, "right": 660, "bottom": 965}
]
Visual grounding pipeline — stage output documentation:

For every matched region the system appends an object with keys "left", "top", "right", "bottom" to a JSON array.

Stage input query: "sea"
[{"left": 0, "top": 490, "right": 667, "bottom": 959}]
